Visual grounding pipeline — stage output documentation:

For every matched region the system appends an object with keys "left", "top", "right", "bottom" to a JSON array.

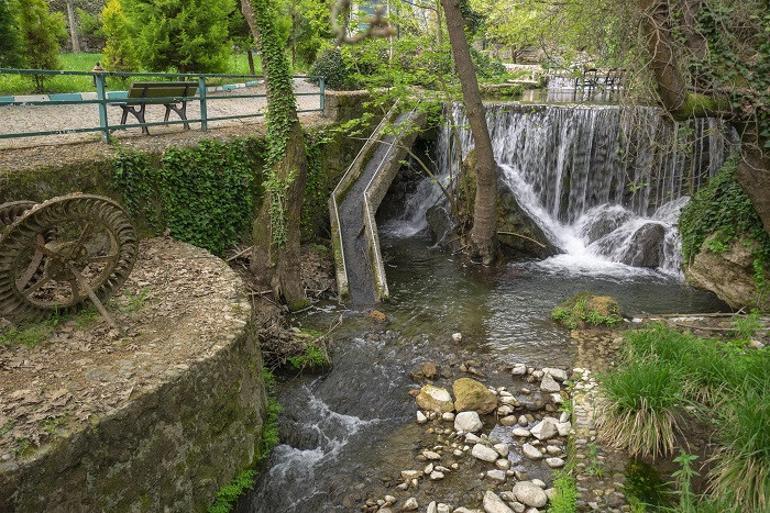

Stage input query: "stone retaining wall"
[{"left": 0, "top": 240, "right": 268, "bottom": 513}]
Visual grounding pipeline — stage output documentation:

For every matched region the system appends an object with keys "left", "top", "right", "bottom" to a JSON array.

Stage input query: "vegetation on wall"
[
  {"left": 679, "top": 158, "right": 770, "bottom": 302},
  {"left": 551, "top": 293, "right": 623, "bottom": 329}
]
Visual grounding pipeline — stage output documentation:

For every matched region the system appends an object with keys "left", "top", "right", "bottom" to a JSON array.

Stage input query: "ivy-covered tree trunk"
[
  {"left": 242, "top": 0, "right": 309, "bottom": 309},
  {"left": 440, "top": 0, "right": 498, "bottom": 264},
  {"left": 65, "top": 0, "right": 81, "bottom": 53},
  {"left": 639, "top": 0, "right": 770, "bottom": 234}
]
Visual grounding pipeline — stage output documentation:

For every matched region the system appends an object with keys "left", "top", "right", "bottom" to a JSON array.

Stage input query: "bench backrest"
[{"left": 127, "top": 81, "right": 198, "bottom": 100}]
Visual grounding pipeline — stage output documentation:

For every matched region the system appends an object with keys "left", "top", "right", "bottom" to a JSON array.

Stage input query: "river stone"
[
  {"left": 483, "top": 491, "right": 514, "bottom": 513},
  {"left": 530, "top": 418, "right": 558, "bottom": 440},
  {"left": 556, "top": 421, "right": 571, "bottom": 436},
  {"left": 486, "top": 469, "right": 507, "bottom": 482},
  {"left": 512, "top": 481, "right": 548, "bottom": 508},
  {"left": 539, "top": 374, "right": 560, "bottom": 393},
  {"left": 416, "top": 384, "right": 454, "bottom": 413},
  {"left": 402, "top": 497, "right": 419, "bottom": 511},
  {"left": 512, "top": 364, "right": 527, "bottom": 376},
  {"left": 471, "top": 443, "right": 499, "bottom": 462},
  {"left": 543, "top": 368, "right": 568, "bottom": 382},
  {"left": 453, "top": 378, "right": 498, "bottom": 414},
  {"left": 442, "top": 412, "right": 456, "bottom": 422},
  {"left": 416, "top": 411, "right": 428, "bottom": 424},
  {"left": 427, "top": 502, "right": 438, "bottom": 513},
  {"left": 437, "top": 504, "right": 451, "bottom": 513},
  {"left": 546, "top": 457, "right": 565, "bottom": 468},
  {"left": 401, "top": 470, "right": 420, "bottom": 480},
  {"left": 494, "top": 443, "right": 509, "bottom": 457},
  {"left": 512, "top": 427, "right": 530, "bottom": 437},
  {"left": 410, "top": 361, "right": 439, "bottom": 381},
  {"left": 499, "top": 415, "right": 518, "bottom": 426},
  {"left": 522, "top": 443, "right": 543, "bottom": 460},
  {"left": 579, "top": 205, "right": 632, "bottom": 243},
  {"left": 532, "top": 479, "right": 546, "bottom": 488},
  {"left": 510, "top": 503, "right": 525, "bottom": 513},
  {"left": 455, "top": 411, "right": 483, "bottom": 432}
]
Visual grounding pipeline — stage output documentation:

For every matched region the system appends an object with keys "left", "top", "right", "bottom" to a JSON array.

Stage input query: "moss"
[
  {"left": 624, "top": 459, "right": 669, "bottom": 510},
  {"left": 551, "top": 293, "right": 623, "bottom": 329},
  {"left": 206, "top": 469, "right": 257, "bottom": 513},
  {"left": 287, "top": 343, "right": 331, "bottom": 371},
  {"left": 672, "top": 92, "right": 727, "bottom": 121}
]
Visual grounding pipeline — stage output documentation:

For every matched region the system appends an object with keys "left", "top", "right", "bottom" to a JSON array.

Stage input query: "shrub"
[
  {"left": 17, "top": 0, "right": 66, "bottom": 91},
  {"left": 309, "top": 47, "right": 356, "bottom": 90},
  {"left": 548, "top": 472, "right": 578, "bottom": 513},
  {"left": 0, "top": 0, "right": 24, "bottom": 67},
  {"left": 101, "top": 0, "right": 138, "bottom": 71},
  {"left": 287, "top": 343, "right": 330, "bottom": 371},
  {"left": 598, "top": 360, "right": 684, "bottom": 458},
  {"left": 551, "top": 292, "right": 623, "bottom": 329}
]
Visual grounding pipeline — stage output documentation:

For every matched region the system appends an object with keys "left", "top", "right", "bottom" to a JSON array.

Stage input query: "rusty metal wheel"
[
  {"left": 0, "top": 194, "right": 138, "bottom": 322},
  {"left": 0, "top": 201, "right": 37, "bottom": 230}
]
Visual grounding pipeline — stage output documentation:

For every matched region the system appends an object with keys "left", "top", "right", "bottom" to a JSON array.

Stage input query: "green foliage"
[
  {"left": 287, "top": 343, "right": 330, "bottom": 370},
  {"left": 17, "top": 0, "right": 67, "bottom": 92},
  {"left": 625, "top": 459, "right": 669, "bottom": 511},
  {"left": 0, "top": 317, "right": 61, "bottom": 348},
  {"left": 551, "top": 293, "right": 623, "bottom": 329},
  {"left": 679, "top": 155, "right": 770, "bottom": 304},
  {"left": 309, "top": 47, "right": 354, "bottom": 90},
  {"left": 207, "top": 469, "right": 257, "bottom": 513},
  {"left": 547, "top": 472, "right": 578, "bottom": 513},
  {"left": 732, "top": 309, "right": 762, "bottom": 341},
  {"left": 101, "top": 0, "right": 138, "bottom": 71},
  {"left": 77, "top": 7, "right": 105, "bottom": 49},
  {"left": 0, "top": 0, "right": 23, "bottom": 67},
  {"left": 112, "top": 139, "right": 262, "bottom": 255},
  {"left": 121, "top": 0, "right": 235, "bottom": 73}
]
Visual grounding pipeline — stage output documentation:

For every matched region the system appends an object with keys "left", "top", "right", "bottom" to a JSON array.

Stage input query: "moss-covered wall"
[{"left": 0, "top": 123, "right": 366, "bottom": 255}]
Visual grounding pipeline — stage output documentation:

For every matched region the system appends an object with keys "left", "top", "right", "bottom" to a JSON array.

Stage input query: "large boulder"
[
  {"left": 620, "top": 222, "right": 666, "bottom": 268},
  {"left": 577, "top": 205, "right": 633, "bottom": 243},
  {"left": 512, "top": 481, "right": 548, "bottom": 508},
  {"left": 453, "top": 378, "right": 497, "bottom": 414},
  {"left": 426, "top": 204, "right": 455, "bottom": 244},
  {"left": 415, "top": 384, "right": 454, "bottom": 413},
  {"left": 687, "top": 235, "right": 770, "bottom": 310}
]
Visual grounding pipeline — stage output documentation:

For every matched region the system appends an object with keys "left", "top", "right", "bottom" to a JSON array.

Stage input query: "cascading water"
[{"left": 394, "top": 102, "right": 731, "bottom": 276}]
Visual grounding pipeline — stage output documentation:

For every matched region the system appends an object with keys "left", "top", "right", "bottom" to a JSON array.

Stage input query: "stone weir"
[{"left": 0, "top": 238, "right": 267, "bottom": 513}]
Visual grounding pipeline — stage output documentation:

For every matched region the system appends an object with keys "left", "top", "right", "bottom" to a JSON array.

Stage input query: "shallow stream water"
[{"left": 238, "top": 234, "right": 725, "bottom": 513}]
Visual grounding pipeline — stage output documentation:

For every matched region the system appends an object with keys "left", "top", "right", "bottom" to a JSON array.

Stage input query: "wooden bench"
[{"left": 113, "top": 81, "right": 197, "bottom": 134}]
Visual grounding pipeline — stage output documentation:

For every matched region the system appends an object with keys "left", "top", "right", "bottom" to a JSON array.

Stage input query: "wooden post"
[{"left": 93, "top": 67, "right": 110, "bottom": 142}]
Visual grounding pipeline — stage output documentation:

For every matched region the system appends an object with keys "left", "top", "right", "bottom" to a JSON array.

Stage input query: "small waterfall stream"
[{"left": 392, "top": 102, "right": 731, "bottom": 276}]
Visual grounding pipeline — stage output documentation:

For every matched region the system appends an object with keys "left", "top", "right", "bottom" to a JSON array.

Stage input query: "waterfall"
[{"left": 393, "top": 102, "right": 732, "bottom": 277}]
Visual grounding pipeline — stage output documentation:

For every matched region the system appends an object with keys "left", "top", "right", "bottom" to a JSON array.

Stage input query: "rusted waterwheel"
[{"left": 0, "top": 194, "right": 138, "bottom": 322}]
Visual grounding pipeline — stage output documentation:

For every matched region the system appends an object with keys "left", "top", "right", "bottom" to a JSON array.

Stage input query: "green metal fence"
[{"left": 0, "top": 68, "right": 326, "bottom": 142}]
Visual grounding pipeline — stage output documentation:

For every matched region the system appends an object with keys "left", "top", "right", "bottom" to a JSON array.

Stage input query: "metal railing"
[{"left": 0, "top": 68, "right": 326, "bottom": 142}]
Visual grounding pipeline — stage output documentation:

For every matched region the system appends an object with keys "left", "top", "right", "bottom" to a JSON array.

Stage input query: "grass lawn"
[{"left": 0, "top": 52, "right": 283, "bottom": 96}]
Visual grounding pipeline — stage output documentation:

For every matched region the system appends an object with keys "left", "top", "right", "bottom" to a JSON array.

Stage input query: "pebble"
[
  {"left": 518, "top": 415, "right": 529, "bottom": 426},
  {"left": 452, "top": 332, "right": 463, "bottom": 343},
  {"left": 499, "top": 415, "right": 518, "bottom": 426},
  {"left": 556, "top": 421, "right": 571, "bottom": 437},
  {"left": 543, "top": 367, "right": 568, "bottom": 381},
  {"left": 427, "top": 502, "right": 437, "bottom": 513},
  {"left": 430, "top": 471, "right": 445, "bottom": 480},
  {"left": 546, "top": 457, "right": 565, "bottom": 468},
  {"left": 424, "top": 463, "right": 434, "bottom": 474},
  {"left": 530, "top": 418, "right": 558, "bottom": 440},
  {"left": 455, "top": 411, "right": 483, "bottom": 433},
  {"left": 401, "top": 470, "right": 420, "bottom": 480},
  {"left": 512, "top": 481, "right": 548, "bottom": 508},
  {"left": 482, "top": 490, "right": 514, "bottom": 513},
  {"left": 512, "top": 427, "right": 530, "bottom": 437},
  {"left": 423, "top": 450, "right": 442, "bottom": 460},
  {"left": 402, "top": 497, "right": 418, "bottom": 511},
  {"left": 512, "top": 364, "right": 527, "bottom": 376},
  {"left": 437, "top": 505, "right": 451, "bottom": 513},
  {"left": 417, "top": 411, "right": 428, "bottom": 424},
  {"left": 465, "top": 433, "right": 481, "bottom": 444},
  {"left": 546, "top": 445, "right": 561, "bottom": 455},
  {"left": 522, "top": 443, "right": 543, "bottom": 460},
  {"left": 471, "top": 444, "right": 499, "bottom": 462},
  {"left": 486, "top": 469, "right": 507, "bottom": 482},
  {"left": 531, "top": 479, "right": 546, "bottom": 488},
  {"left": 540, "top": 374, "right": 561, "bottom": 393},
  {"left": 495, "top": 458, "right": 511, "bottom": 470},
  {"left": 559, "top": 412, "right": 570, "bottom": 423},
  {"left": 442, "top": 412, "right": 456, "bottom": 422},
  {"left": 493, "top": 443, "right": 509, "bottom": 457}
]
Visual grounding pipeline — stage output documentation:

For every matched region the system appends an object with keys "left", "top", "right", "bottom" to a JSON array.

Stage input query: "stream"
[{"left": 238, "top": 95, "right": 729, "bottom": 512}]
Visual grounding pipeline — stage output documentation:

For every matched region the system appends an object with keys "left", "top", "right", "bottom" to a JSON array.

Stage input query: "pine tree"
[
  {"left": 102, "top": 0, "right": 139, "bottom": 71},
  {"left": 17, "top": 0, "right": 66, "bottom": 91},
  {"left": 122, "top": 0, "right": 236, "bottom": 73},
  {"left": 0, "top": 0, "right": 23, "bottom": 68}
]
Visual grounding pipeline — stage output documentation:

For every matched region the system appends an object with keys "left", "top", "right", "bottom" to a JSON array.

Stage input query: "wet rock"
[
  {"left": 437, "top": 505, "right": 451, "bottom": 513},
  {"left": 423, "top": 450, "right": 441, "bottom": 460},
  {"left": 486, "top": 469, "right": 507, "bottom": 482},
  {"left": 518, "top": 415, "right": 529, "bottom": 426},
  {"left": 401, "top": 470, "right": 420, "bottom": 480},
  {"left": 512, "top": 364, "right": 527, "bottom": 376},
  {"left": 621, "top": 222, "right": 666, "bottom": 268},
  {"left": 496, "top": 458, "right": 511, "bottom": 470},
  {"left": 453, "top": 378, "right": 498, "bottom": 414},
  {"left": 531, "top": 479, "right": 546, "bottom": 488},
  {"left": 556, "top": 421, "right": 571, "bottom": 436},
  {"left": 499, "top": 415, "right": 518, "bottom": 426},
  {"left": 416, "top": 385, "right": 454, "bottom": 413},
  {"left": 455, "top": 411, "right": 483, "bottom": 433},
  {"left": 430, "top": 471, "right": 445, "bottom": 480},
  {"left": 494, "top": 443, "right": 509, "bottom": 457},
  {"left": 511, "top": 503, "right": 526, "bottom": 513},
  {"left": 483, "top": 491, "right": 514, "bottom": 513},
  {"left": 452, "top": 332, "right": 463, "bottom": 343},
  {"left": 442, "top": 412, "right": 456, "bottom": 422},
  {"left": 522, "top": 443, "right": 543, "bottom": 460},
  {"left": 530, "top": 418, "right": 558, "bottom": 440},
  {"left": 385, "top": 495, "right": 396, "bottom": 505},
  {"left": 454, "top": 508, "right": 482, "bottom": 513},
  {"left": 402, "top": 497, "right": 419, "bottom": 511},
  {"left": 416, "top": 411, "right": 428, "bottom": 424},
  {"left": 542, "top": 368, "right": 568, "bottom": 382},
  {"left": 471, "top": 443, "right": 499, "bottom": 462},
  {"left": 411, "top": 362, "right": 439, "bottom": 381},
  {"left": 369, "top": 309, "right": 388, "bottom": 322},
  {"left": 579, "top": 205, "right": 632, "bottom": 243},
  {"left": 427, "top": 502, "right": 438, "bottom": 513},
  {"left": 539, "top": 374, "right": 560, "bottom": 393},
  {"left": 512, "top": 481, "right": 548, "bottom": 508},
  {"left": 427, "top": 204, "right": 455, "bottom": 244},
  {"left": 512, "top": 427, "right": 530, "bottom": 437}
]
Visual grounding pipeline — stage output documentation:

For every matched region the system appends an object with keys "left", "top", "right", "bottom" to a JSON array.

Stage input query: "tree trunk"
[
  {"left": 639, "top": 0, "right": 770, "bottom": 234},
  {"left": 247, "top": 48, "right": 256, "bottom": 75},
  {"left": 65, "top": 0, "right": 80, "bottom": 53},
  {"left": 440, "top": 0, "right": 497, "bottom": 264},
  {"left": 242, "top": 0, "right": 309, "bottom": 309}
]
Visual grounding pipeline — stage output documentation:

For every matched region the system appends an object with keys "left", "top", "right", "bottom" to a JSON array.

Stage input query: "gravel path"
[{"left": 0, "top": 79, "right": 322, "bottom": 150}]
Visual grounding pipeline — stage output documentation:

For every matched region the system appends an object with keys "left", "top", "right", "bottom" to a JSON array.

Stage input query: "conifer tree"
[
  {"left": 17, "top": 0, "right": 66, "bottom": 91},
  {"left": 0, "top": 0, "right": 23, "bottom": 68}
]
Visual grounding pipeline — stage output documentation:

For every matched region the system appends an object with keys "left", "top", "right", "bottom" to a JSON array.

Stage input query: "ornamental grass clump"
[
  {"left": 709, "top": 379, "right": 770, "bottom": 513},
  {"left": 597, "top": 360, "right": 685, "bottom": 459}
]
